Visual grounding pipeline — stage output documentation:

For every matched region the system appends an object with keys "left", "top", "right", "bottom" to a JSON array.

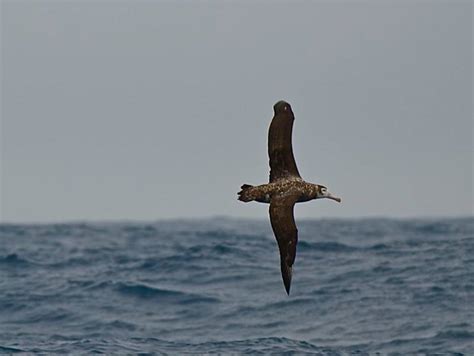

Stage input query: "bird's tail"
[{"left": 237, "top": 184, "right": 254, "bottom": 202}]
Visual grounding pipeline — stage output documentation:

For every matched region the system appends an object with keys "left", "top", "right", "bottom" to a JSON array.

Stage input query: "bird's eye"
[
  {"left": 284, "top": 106, "right": 288, "bottom": 111},
  {"left": 321, "top": 188, "right": 326, "bottom": 193}
]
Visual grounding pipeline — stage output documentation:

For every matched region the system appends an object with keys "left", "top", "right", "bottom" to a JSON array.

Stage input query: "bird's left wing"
[
  {"left": 269, "top": 192, "right": 300, "bottom": 295},
  {"left": 268, "top": 106, "right": 301, "bottom": 182}
]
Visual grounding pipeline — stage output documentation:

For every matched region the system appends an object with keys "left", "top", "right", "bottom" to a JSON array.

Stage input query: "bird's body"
[
  {"left": 238, "top": 100, "right": 341, "bottom": 295},
  {"left": 238, "top": 179, "right": 320, "bottom": 204}
]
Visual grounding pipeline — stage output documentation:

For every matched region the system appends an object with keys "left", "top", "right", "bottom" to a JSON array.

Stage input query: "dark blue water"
[{"left": 0, "top": 218, "right": 473, "bottom": 354}]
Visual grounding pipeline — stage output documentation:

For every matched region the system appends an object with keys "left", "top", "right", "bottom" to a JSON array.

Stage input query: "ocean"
[{"left": 0, "top": 217, "right": 472, "bottom": 354}]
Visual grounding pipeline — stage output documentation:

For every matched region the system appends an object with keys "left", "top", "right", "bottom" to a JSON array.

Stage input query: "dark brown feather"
[
  {"left": 268, "top": 102, "right": 301, "bottom": 182},
  {"left": 269, "top": 193, "right": 299, "bottom": 295}
]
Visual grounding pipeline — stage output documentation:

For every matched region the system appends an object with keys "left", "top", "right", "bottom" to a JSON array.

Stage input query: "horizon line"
[{"left": 0, "top": 214, "right": 472, "bottom": 226}]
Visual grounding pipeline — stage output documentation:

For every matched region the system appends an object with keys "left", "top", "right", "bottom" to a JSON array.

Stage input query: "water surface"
[{"left": 1, "top": 218, "right": 472, "bottom": 354}]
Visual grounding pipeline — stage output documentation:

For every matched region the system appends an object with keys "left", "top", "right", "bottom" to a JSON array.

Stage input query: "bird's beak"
[{"left": 326, "top": 193, "right": 341, "bottom": 203}]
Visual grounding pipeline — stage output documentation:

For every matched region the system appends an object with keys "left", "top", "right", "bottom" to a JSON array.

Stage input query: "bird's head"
[
  {"left": 315, "top": 185, "right": 341, "bottom": 203},
  {"left": 273, "top": 100, "right": 292, "bottom": 114}
]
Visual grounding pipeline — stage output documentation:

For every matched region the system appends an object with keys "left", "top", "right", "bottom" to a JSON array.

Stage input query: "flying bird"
[{"left": 238, "top": 100, "right": 341, "bottom": 295}]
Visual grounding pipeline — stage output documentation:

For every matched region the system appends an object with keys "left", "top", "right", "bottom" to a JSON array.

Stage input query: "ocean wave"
[
  {"left": 435, "top": 329, "right": 474, "bottom": 340},
  {"left": 0, "top": 253, "right": 32, "bottom": 267},
  {"left": 373, "top": 334, "right": 470, "bottom": 354},
  {"left": 16, "top": 308, "right": 73, "bottom": 324},
  {"left": 114, "top": 282, "right": 220, "bottom": 304},
  {"left": 369, "top": 243, "right": 390, "bottom": 250},
  {"left": 298, "top": 241, "right": 357, "bottom": 252},
  {"left": 14, "top": 336, "right": 331, "bottom": 354},
  {"left": 126, "top": 336, "right": 328, "bottom": 354},
  {"left": 0, "top": 345, "right": 24, "bottom": 353}
]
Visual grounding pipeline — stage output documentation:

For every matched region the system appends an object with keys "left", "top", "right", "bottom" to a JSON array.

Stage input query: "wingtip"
[{"left": 282, "top": 266, "right": 292, "bottom": 296}]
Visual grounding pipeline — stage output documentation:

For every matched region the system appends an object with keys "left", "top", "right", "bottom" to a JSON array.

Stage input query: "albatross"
[{"left": 238, "top": 100, "right": 341, "bottom": 295}]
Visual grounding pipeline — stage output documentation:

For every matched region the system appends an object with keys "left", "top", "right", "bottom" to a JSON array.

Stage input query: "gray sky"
[{"left": 1, "top": 1, "right": 472, "bottom": 223}]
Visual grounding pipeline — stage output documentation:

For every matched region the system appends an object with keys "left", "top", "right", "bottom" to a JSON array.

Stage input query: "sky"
[{"left": 1, "top": 1, "right": 472, "bottom": 223}]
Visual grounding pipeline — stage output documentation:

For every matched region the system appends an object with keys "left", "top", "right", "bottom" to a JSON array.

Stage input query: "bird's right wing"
[
  {"left": 268, "top": 106, "right": 301, "bottom": 182},
  {"left": 269, "top": 193, "right": 299, "bottom": 295}
]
